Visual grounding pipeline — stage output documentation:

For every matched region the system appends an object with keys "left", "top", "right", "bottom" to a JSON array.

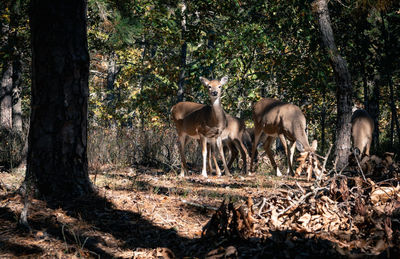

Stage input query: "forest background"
[{"left": 1, "top": 0, "right": 400, "bottom": 171}]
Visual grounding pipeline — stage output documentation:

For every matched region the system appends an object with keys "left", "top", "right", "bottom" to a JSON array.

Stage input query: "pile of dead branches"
[{"left": 202, "top": 154, "right": 400, "bottom": 258}]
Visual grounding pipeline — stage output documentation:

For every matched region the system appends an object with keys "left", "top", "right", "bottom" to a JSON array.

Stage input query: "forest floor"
[{"left": 0, "top": 155, "right": 399, "bottom": 258}]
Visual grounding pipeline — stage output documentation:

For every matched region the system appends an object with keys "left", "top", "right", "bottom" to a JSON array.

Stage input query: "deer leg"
[
  {"left": 216, "top": 137, "right": 231, "bottom": 176},
  {"left": 227, "top": 140, "right": 238, "bottom": 169},
  {"left": 287, "top": 141, "right": 296, "bottom": 176},
  {"left": 365, "top": 138, "right": 371, "bottom": 156},
  {"left": 206, "top": 142, "right": 214, "bottom": 173},
  {"left": 250, "top": 127, "right": 263, "bottom": 173},
  {"left": 263, "top": 136, "right": 282, "bottom": 177},
  {"left": 278, "top": 134, "right": 290, "bottom": 175},
  {"left": 200, "top": 136, "right": 208, "bottom": 177},
  {"left": 234, "top": 138, "right": 248, "bottom": 175},
  {"left": 178, "top": 135, "right": 188, "bottom": 177},
  {"left": 210, "top": 139, "right": 222, "bottom": 176}
]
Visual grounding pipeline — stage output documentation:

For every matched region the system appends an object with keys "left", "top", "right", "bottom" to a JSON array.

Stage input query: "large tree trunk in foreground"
[
  {"left": 25, "top": 0, "right": 94, "bottom": 201},
  {"left": 313, "top": 0, "right": 353, "bottom": 170}
]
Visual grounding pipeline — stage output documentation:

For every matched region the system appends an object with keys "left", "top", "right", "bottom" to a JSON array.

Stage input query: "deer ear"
[
  {"left": 311, "top": 140, "right": 318, "bottom": 151},
  {"left": 199, "top": 77, "right": 210, "bottom": 86},
  {"left": 220, "top": 76, "right": 229, "bottom": 85},
  {"left": 296, "top": 140, "right": 305, "bottom": 153}
]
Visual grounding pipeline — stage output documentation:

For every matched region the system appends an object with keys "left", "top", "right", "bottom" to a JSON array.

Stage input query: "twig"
[
  {"left": 353, "top": 149, "right": 367, "bottom": 182},
  {"left": 321, "top": 144, "right": 333, "bottom": 175},
  {"left": 258, "top": 197, "right": 267, "bottom": 216},
  {"left": 277, "top": 187, "right": 328, "bottom": 216},
  {"left": 295, "top": 181, "right": 305, "bottom": 194}
]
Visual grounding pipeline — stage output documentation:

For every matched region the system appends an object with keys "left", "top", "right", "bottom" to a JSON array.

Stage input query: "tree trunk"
[
  {"left": 0, "top": 61, "right": 13, "bottom": 129},
  {"left": 106, "top": 52, "right": 117, "bottom": 126},
  {"left": 12, "top": 58, "right": 23, "bottom": 132},
  {"left": 389, "top": 78, "right": 400, "bottom": 146},
  {"left": 25, "top": 0, "right": 94, "bottom": 201},
  {"left": 313, "top": 0, "right": 353, "bottom": 170},
  {"left": 321, "top": 85, "right": 327, "bottom": 152},
  {"left": 367, "top": 76, "right": 380, "bottom": 150},
  {"left": 1, "top": 8, "right": 13, "bottom": 130},
  {"left": 177, "top": 1, "right": 187, "bottom": 103}
]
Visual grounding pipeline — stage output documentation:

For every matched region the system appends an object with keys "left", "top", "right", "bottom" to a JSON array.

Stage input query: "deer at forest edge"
[
  {"left": 351, "top": 109, "right": 374, "bottom": 158},
  {"left": 213, "top": 114, "right": 249, "bottom": 174},
  {"left": 171, "top": 77, "right": 230, "bottom": 177},
  {"left": 250, "top": 98, "right": 317, "bottom": 176}
]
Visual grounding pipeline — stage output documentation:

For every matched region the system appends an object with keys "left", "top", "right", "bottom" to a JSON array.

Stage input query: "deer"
[
  {"left": 213, "top": 114, "right": 249, "bottom": 174},
  {"left": 250, "top": 98, "right": 317, "bottom": 176},
  {"left": 172, "top": 101, "right": 249, "bottom": 175},
  {"left": 171, "top": 76, "right": 230, "bottom": 177},
  {"left": 351, "top": 109, "right": 374, "bottom": 158}
]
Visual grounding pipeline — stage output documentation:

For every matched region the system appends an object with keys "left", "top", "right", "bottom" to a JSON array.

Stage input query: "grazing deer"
[
  {"left": 250, "top": 98, "right": 317, "bottom": 176},
  {"left": 171, "top": 76, "right": 230, "bottom": 177},
  {"left": 351, "top": 109, "right": 374, "bottom": 158}
]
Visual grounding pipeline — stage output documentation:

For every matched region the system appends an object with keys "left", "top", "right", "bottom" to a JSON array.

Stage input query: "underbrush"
[
  {"left": 0, "top": 127, "right": 25, "bottom": 171},
  {"left": 87, "top": 125, "right": 203, "bottom": 173}
]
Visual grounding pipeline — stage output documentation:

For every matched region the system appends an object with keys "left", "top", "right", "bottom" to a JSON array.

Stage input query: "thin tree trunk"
[
  {"left": 0, "top": 62, "right": 13, "bottom": 129},
  {"left": 389, "top": 78, "right": 400, "bottom": 146},
  {"left": 367, "top": 76, "right": 380, "bottom": 150},
  {"left": 313, "top": 0, "right": 353, "bottom": 170},
  {"left": 177, "top": 1, "right": 187, "bottom": 103},
  {"left": 25, "top": 0, "right": 94, "bottom": 200},
  {"left": 106, "top": 52, "right": 117, "bottom": 127},
  {"left": 12, "top": 58, "right": 23, "bottom": 132},
  {"left": 106, "top": 52, "right": 117, "bottom": 92},
  {"left": 379, "top": 11, "right": 400, "bottom": 148},
  {"left": 321, "top": 84, "right": 326, "bottom": 152}
]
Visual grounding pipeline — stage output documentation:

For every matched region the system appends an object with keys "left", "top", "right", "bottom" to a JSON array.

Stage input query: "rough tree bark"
[
  {"left": 12, "top": 58, "right": 23, "bottom": 132},
  {"left": 0, "top": 62, "right": 13, "bottom": 129},
  {"left": 313, "top": 0, "right": 353, "bottom": 170},
  {"left": 1, "top": 14, "right": 13, "bottom": 130},
  {"left": 25, "top": 0, "right": 94, "bottom": 200}
]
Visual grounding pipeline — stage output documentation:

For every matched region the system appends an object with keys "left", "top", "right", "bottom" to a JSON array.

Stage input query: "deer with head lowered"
[
  {"left": 250, "top": 98, "right": 317, "bottom": 176},
  {"left": 351, "top": 109, "right": 374, "bottom": 158},
  {"left": 171, "top": 76, "right": 230, "bottom": 177}
]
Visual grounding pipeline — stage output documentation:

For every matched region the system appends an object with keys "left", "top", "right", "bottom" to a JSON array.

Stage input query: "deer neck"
[{"left": 211, "top": 98, "right": 225, "bottom": 128}]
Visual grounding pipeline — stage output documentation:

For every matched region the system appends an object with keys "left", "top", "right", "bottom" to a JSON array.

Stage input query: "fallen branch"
[{"left": 277, "top": 187, "right": 328, "bottom": 217}]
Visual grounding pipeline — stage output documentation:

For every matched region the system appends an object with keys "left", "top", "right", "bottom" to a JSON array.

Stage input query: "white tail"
[
  {"left": 250, "top": 98, "right": 316, "bottom": 176},
  {"left": 351, "top": 109, "right": 374, "bottom": 158},
  {"left": 171, "top": 76, "right": 230, "bottom": 177}
]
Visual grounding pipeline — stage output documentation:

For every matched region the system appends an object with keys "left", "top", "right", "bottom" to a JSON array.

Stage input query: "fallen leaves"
[{"left": 203, "top": 154, "right": 400, "bottom": 257}]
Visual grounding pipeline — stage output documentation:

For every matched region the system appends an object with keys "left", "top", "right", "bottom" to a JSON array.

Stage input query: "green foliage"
[{"left": 5, "top": 0, "right": 399, "bottom": 157}]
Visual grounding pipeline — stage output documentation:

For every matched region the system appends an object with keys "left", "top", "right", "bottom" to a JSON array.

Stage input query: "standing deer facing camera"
[
  {"left": 351, "top": 109, "right": 374, "bottom": 158},
  {"left": 171, "top": 76, "right": 230, "bottom": 177},
  {"left": 250, "top": 98, "right": 317, "bottom": 176}
]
